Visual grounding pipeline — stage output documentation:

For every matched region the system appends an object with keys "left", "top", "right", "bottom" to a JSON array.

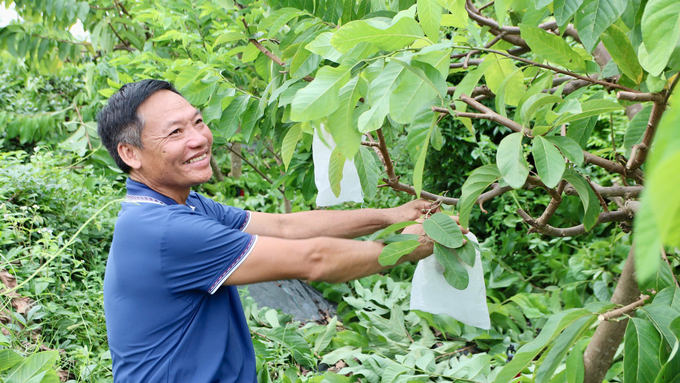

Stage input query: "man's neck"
[{"left": 129, "top": 172, "right": 190, "bottom": 205}]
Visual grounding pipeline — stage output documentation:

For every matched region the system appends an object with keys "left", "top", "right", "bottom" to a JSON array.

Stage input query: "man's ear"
[{"left": 118, "top": 143, "right": 142, "bottom": 171}]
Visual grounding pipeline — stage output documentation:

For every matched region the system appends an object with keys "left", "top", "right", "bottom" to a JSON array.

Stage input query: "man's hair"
[{"left": 97, "top": 79, "right": 181, "bottom": 173}]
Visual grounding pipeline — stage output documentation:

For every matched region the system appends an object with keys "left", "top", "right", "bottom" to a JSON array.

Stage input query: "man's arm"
[
  {"left": 224, "top": 223, "right": 432, "bottom": 286},
  {"left": 244, "top": 200, "right": 435, "bottom": 239}
]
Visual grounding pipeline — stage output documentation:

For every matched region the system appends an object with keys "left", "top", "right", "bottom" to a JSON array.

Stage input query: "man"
[{"left": 97, "top": 79, "right": 451, "bottom": 382}]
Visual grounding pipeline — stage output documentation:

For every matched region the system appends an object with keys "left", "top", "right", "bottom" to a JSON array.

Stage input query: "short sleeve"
[
  {"left": 160, "top": 210, "right": 258, "bottom": 295},
  {"left": 188, "top": 193, "right": 251, "bottom": 231}
]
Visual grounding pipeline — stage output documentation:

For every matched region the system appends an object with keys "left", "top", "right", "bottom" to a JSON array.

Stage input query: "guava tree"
[
  {"left": 2, "top": 0, "right": 680, "bottom": 381},
  {"left": 229, "top": 0, "right": 680, "bottom": 381}
]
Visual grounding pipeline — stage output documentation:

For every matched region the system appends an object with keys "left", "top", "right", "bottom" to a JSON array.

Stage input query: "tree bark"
[
  {"left": 229, "top": 142, "right": 242, "bottom": 179},
  {"left": 583, "top": 247, "right": 640, "bottom": 383},
  {"left": 210, "top": 151, "right": 224, "bottom": 182}
]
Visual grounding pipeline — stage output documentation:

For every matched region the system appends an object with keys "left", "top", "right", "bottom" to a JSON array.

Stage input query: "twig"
[
  {"left": 360, "top": 141, "right": 380, "bottom": 147},
  {"left": 478, "top": 0, "right": 495, "bottom": 11},
  {"left": 224, "top": 144, "right": 285, "bottom": 195},
  {"left": 564, "top": 185, "right": 642, "bottom": 199},
  {"left": 241, "top": 19, "right": 314, "bottom": 82},
  {"left": 586, "top": 177, "right": 610, "bottom": 213},
  {"left": 598, "top": 295, "right": 650, "bottom": 321},
  {"left": 617, "top": 91, "right": 665, "bottom": 103}
]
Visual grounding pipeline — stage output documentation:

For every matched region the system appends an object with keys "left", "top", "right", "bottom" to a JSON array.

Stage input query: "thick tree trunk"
[
  {"left": 583, "top": 247, "right": 640, "bottom": 383},
  {"left": 230, "top": 142, "right": 242, "bottom": 179}
]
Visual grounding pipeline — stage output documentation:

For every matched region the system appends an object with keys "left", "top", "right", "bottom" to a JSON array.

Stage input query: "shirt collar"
[{"left": 125, "top": 178, "right": 180, "bottom": 206}]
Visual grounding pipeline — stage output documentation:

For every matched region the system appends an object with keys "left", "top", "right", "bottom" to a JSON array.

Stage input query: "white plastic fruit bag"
[
  {"left": 312, "top": 124, "right": 364, "bottom": 206},
  {"left": 410, "top": 231, "right": 490, "bottom": 329}
]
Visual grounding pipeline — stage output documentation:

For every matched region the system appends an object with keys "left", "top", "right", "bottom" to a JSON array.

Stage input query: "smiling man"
[{"left": 97, "top": 79, "right": 444, "bottom": 383}]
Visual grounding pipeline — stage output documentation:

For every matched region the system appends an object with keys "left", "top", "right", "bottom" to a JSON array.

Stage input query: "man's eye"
[
  {"left": 170, "top": 129, "right": 180, "bottom": 135},
  {"left": 196, "top": 118, "right": 203, "bottom": 124}
]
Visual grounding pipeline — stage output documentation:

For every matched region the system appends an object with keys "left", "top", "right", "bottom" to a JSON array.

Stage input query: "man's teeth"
[{"left": 185, "top": 154, "right": 207, "bottom": 164}]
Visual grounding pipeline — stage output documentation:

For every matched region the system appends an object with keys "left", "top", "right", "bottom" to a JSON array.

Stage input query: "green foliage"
[{"left": 1, "top": 0, "right": 680, "bottom": 381}]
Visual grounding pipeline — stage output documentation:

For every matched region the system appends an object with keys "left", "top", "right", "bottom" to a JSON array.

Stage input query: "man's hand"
[{"left": 386, "top": 199, "right": 440, "bottom": 225}]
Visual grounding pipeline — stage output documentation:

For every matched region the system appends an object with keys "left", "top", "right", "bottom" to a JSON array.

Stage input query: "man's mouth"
[{"left": 184, "top": 153, "right": 207, "bottom": 164}]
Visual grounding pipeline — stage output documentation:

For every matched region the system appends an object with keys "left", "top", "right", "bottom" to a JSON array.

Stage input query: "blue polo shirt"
[{"left": 104, "top": 179, "right": 258, "bottom": 383}]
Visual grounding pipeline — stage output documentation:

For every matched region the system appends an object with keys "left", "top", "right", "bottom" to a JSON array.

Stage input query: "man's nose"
[{"left": 186, "top": 125, "right": 209, "bottom": 147}]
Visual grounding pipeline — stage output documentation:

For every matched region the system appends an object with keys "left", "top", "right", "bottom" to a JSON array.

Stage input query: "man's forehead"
[{"left": 138, "top": 90, "right": 199, "bottom": 128}]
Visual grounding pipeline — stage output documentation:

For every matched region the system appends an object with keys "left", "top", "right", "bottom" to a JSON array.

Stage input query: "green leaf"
[
  {"left": 423, "top": 212, "right": 464, "bottom": 248},
  {"left": 563, "top": 169, "right": 600, "bottom": 231},
  {"left": 306, "top": 32, "right": 343, "bottom": 62},
  {"left": 314, "top": 316, "right": 338, "bottom": 354},
  {"left": 289, "top": 45, "right": 322, "bottom": 79},
  {"left": 458, "top": 165, "right": 502, "bottom": 228},
  {"left": 519, "top": 24, "right": 585, "bottom": 70},
  {"left": 328, "top": 76, "right": 367, "bottom": 159},
  {"left": 291, "top": 64, "right": 352, "bottom": 122},
  {"left": 601, "top": 24, "right": 644, "bottom": 84},
  {"left": 535, "top": 315, "right": 597, "bottom": 383},
  {"left": 413, "top": 111, "right": 436, "bottom": 197},
  {"left": 213, "top": 31, "right": 247, "bottom": 47},
  {"left": 485, "top": 54, "right": 525, "bottom": 107},
  {"left": 520, "top": 94, "right": 564, "bottom": 126},
  {"left": 567, "top": 115, "right": 598, "bottom": 149},
  {"left": 282, "top": 123, "right": 303, "bottom": 171},
  {"left": 240, "top": 99, "right": 261, "bottom": 144},
  {"left": 219, "top": 94, "right": 250, "bottom": 138},
  {"left": 354, "top": 146, "right": 380, "bottom": 201},
  {"left": 358, "top": 61, "right": 406, "bottom": 133},
  {"left": 556, "top": 99, "right": 624, "bottom": 125},
  {"left": 624, "top": 318, "right": 664, "bottom": 383},
  {"left": 0, "top": 350, "right": 23, "bottom": 372},
  {"left": 566, "top": 345, "right": 585, "bottom": 383},
  {"left": 330, "top": 17, "right": 425, "bottom": 53},
  {"left": 383, "top": 234, "right": 421, "bottom": 245},
  {"left": 417, "top": 0, "right": 441, "bottom": 42},
  {"left": 389, "top": 61, "right": 444, "bottom": 124},
  {"left": 640, "top": 0, "right": 680, "bottom": 76},
  {"left": 554, "top": 0, "right": 584, "bottom": 27},
  {"left": 265, "top": 8, "right": 306, "bottom": 38},
  {"left": 655, "top": 287, "right": 680, "bottom": 312},
  {"left": 328, "top": 147, "right": 346, "bottom": 198},
  {"left": 434, "top": 243, "right": 469, "bottom": 289},
  {"left": 379, "top": 240, "right": 421, "bottom": 266},
  {"left": 5, "top": 351, "right": 59, "bottom": 383},
  {"left": 532, "top": 136, "right": 566, "bottom": 188},
  {"left": 545, "top": 136, "right": 584, "bottom": 166},
  {"left": 496, "top": 132, "right": 530, "bottom": 189},
  {"left": 495, "top": 0, "right": 508, "bottom": 27},
  {"left": 452, "top": 240, "right": 476, "bottom": 267},
  {"left": 641, "top": 305, "right": 680, "bottom": 352},
  {"left": 495, "top": 66, "right": 525, "bottom": 115},
  {"left": 575, "top": 0, "right": 628, "bottom": 52},
  {"left": 374, "top": 221, "right": 419, "bottom": 239},
  {"left": 624, "top": 103, "right": 653, "bottom": 153},
  {"left": 494, "top": 309, "right": 593, "bottom": 383}
]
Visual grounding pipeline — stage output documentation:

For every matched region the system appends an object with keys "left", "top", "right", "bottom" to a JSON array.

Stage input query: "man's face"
[{"left": 131, "top": 90, "right": 213, "bottom": 193}]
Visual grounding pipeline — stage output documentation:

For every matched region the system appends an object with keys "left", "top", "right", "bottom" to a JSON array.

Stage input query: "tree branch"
[
  {"left": 517, "top": 209, "right": 631, "bottom": 237},
  {"left": 534, "top": 180, "right": 566, "bottom": 227},
  {"left": 564, "top": 185, "right": 643, "bottom": 199},
  {"left": 627, "top": 100, "right": 666, "bottom": 172},
  {"left": 598, "top": 295, "right": 650, "bottom": 321},
  {"left": 617, "top": 91, "right": 665, "bottom": 103}
]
